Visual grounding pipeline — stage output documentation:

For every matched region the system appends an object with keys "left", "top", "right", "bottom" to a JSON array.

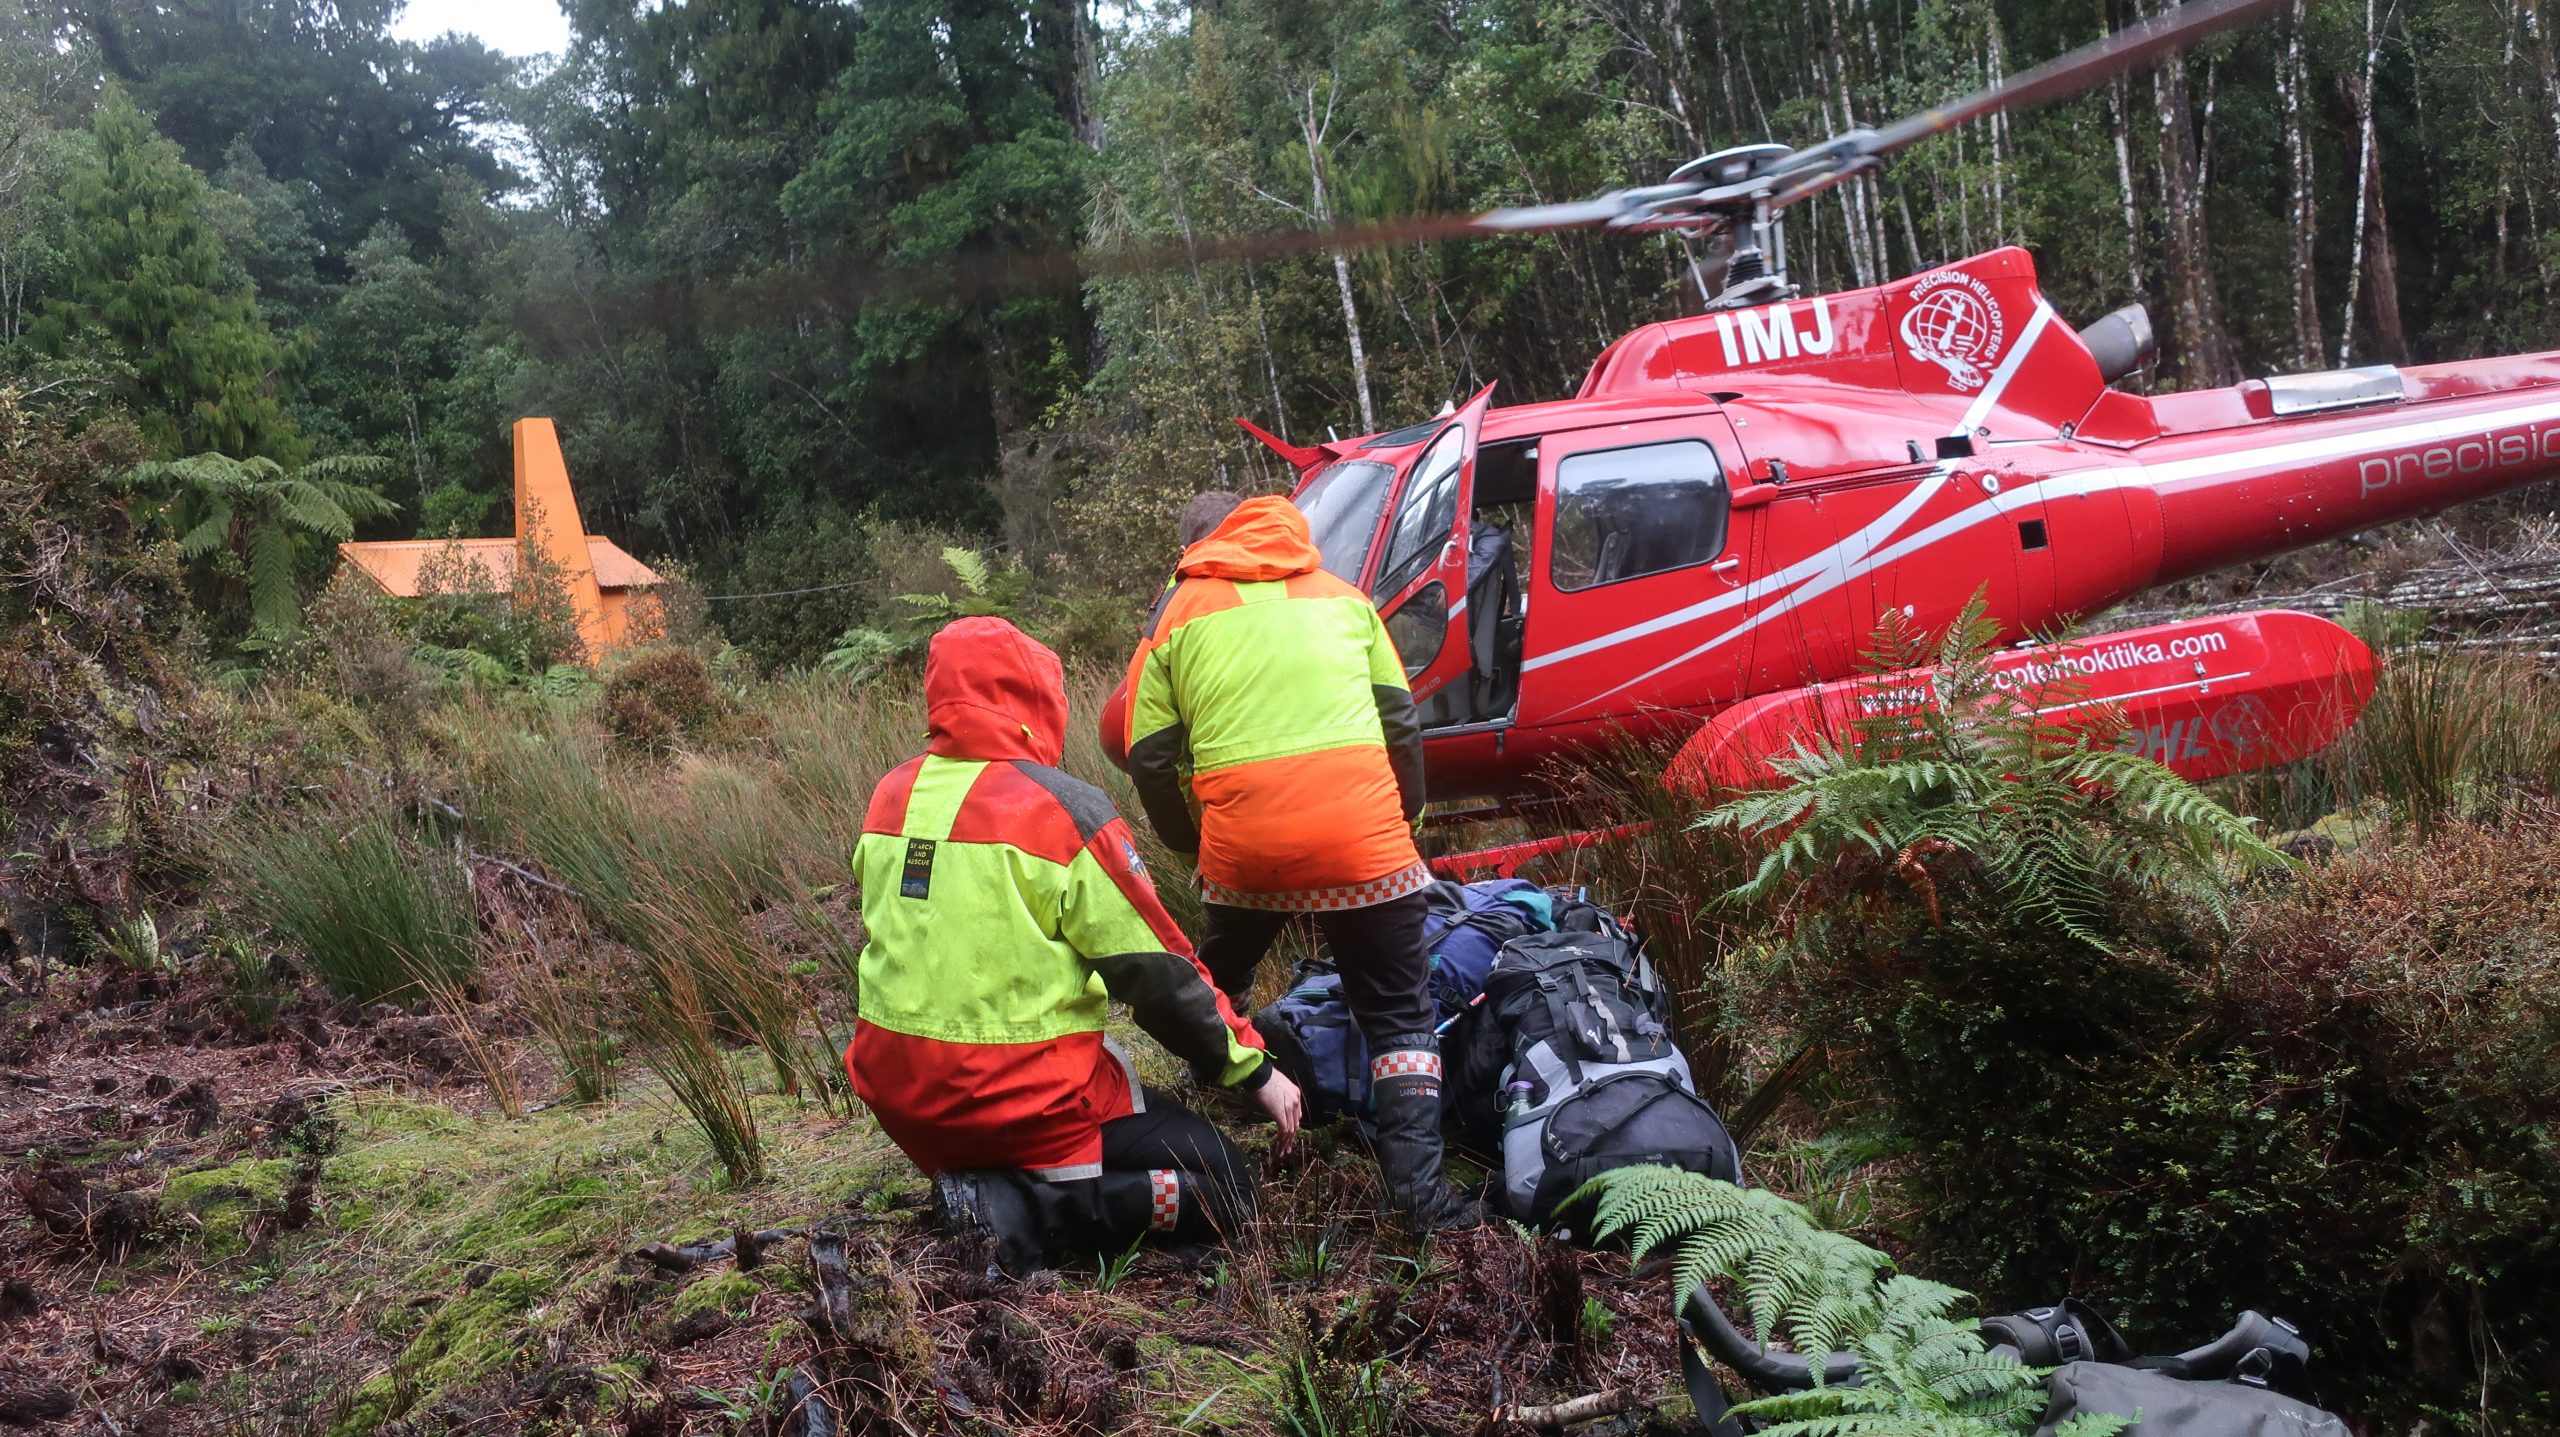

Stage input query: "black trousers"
[
  {"left": 1197, "top": 891, "right": 1435, "bottom": 1046},
  {"left": 1013, "top": 1089, "right": 1256, "bottom": 1262}
]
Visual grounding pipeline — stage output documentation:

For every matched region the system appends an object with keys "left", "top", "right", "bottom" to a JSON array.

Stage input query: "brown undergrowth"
[{"left": 1, "top": 932, "right": 1696, "bottom": 1434}]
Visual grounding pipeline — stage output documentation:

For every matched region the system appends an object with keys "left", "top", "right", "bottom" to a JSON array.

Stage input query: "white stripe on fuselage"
[
  {"left": 1539, "top": 306, "right": 2056, "bottom": 715},
  {"left": 1531, "top": 342, "right": 2560, "bottom": 716}
]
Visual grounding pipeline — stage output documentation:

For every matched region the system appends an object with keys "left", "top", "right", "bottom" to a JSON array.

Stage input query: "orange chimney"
[{"left": 513, "top": 417, "right": 615, "bottom": 655}]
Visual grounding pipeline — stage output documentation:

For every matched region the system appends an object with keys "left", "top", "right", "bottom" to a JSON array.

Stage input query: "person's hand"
[{"left": 1251, "top": 1066, "right": 1303, "bottom": 1156}]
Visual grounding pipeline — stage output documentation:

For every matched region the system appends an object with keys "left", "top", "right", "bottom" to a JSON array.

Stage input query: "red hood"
[
  {"left": 1178, "top": 495, "right": 1322, "bottom": 583},
  {"left": 924, "top": 617, "right": 1066, "bottom": 765}
]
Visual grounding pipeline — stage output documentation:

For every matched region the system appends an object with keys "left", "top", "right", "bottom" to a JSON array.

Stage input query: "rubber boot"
[
  {"left": 1366, "top": 1038, "right": 1485, "bottom": 1233},
  {"left": 932, "top": 1170, "right": 1045, "bottom": 1278}
]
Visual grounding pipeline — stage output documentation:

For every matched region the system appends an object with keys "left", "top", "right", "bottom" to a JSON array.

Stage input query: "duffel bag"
[
  {"left": 1418, "top": 878, "right": 1551, "bottom": 1015},
  {"left": 2037, "top": 1365, "right": 2350, "bottom": 1437},
  {"left": 1252, "top": 970, "right": 1370, "bottom": 1125}
]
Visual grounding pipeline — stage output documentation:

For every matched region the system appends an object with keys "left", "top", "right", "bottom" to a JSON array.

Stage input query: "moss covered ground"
[{"left": 287, "top": 1084, "right": 906, "bottom": 1431}]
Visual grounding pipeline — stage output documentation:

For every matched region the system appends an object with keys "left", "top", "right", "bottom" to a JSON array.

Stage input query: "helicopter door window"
[
  {"left": 1384, "top": 582, "right": 1448, "bottom": 679},
  {"left": 1293, "top": 459, "right": 1398, "bottom": 582},
  {"left": 1550, "top": 440, "right": 1729, "bottom": 591},
  {"left": 1373, "top": 424, "right": 1467, "bottom": 600}
]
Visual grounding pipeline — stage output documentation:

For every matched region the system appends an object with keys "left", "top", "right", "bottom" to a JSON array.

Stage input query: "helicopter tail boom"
[{"left": 2134, "top": 355, "right": 2560, "bottom": 585}]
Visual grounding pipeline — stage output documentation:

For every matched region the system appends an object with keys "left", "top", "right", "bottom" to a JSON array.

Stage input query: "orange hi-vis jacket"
[
  {"left": 846, "top": 618, "right": 1269, "bottom": 1181},
  {"left": 1121, "top": 497, "right": 1430, "bottom": 912}
]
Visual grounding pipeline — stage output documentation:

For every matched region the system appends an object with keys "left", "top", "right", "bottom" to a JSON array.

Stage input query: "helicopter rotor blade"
[
  {"left": 1450, "top": 0, "right": 2292, "bottom": 240},
  {"left": 562, "top": 0, "right": 2295, "bottom": 332},
  {"left": 1865, "top": 0, "right": 2288, "bottom": 157}
]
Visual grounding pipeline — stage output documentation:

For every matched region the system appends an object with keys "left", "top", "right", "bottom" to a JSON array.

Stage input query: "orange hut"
[{"left": 337, "top": 418, "right": 663, "bottom": 658}]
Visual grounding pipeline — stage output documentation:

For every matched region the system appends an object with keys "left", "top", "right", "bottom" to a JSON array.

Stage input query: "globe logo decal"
[{"left": 1899, "top": 270, "right": 2007, "bottom": 391}]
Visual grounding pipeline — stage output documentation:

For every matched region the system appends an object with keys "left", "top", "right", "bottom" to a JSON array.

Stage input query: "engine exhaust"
[{"left": 2079, "top": 304, "right": 2156, "bottom": 383}]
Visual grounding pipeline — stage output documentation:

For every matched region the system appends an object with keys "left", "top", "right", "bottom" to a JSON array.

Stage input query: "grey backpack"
[{"left": 1480, "top": 930, "right": 1739, "bottom": 1223}]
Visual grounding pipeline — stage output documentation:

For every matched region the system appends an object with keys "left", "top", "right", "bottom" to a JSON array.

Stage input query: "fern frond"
[
  {"left": 1593, "top": 1167, "right": 2050, "bottom": 1437},
  {"left": 942, "top": 545, "right": 991, "bottom": 595},
  {"left": 176, "top": 509, "right": 231, "bottom": 558},
  {"left": 246, "top": 522, "right": 300, "bottom": 634}
]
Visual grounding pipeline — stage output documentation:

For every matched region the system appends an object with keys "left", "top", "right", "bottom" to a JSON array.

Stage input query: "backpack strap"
[
  {"left": 1679, "top": 1315, "right": 1746, "bottom": 1437},
  {"left": 1536, "top": 974, "right": 1586, "bottom": 1085}
]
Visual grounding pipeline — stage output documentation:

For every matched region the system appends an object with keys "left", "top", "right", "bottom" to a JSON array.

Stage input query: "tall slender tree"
[{"left": 35, "top": 91, "right": 302, "bottom": 461}]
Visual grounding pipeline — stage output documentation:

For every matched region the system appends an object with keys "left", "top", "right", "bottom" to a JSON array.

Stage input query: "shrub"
[
  {"left": 225, "top": 803, "right": 477, "bottom": 1004},
  {"left": 1655, "top": 606, "right": 2560, "bottom": 1429},
  {"left": 599, "top": 647, "right": 735, "bottom": 752},
  {"left": 1719, "top": 794, "right": 2560, "bottom": 1431}
]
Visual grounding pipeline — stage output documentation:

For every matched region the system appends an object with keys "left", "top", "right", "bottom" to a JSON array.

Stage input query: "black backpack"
[{"left": 1462, "top": 929, "right": 1739, "bottom": 1224}]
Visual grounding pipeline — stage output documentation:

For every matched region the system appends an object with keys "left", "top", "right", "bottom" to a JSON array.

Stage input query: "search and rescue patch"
[{"left": 900, "top": 838, "right": 936, "bottom": 899}]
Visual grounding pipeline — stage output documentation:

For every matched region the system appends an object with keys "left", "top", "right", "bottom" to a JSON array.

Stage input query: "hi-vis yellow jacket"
[
  {"left": 846, "top": 618, "right": 1269, "bottom": 1181},
  {"left": 1120, "top": 497, "right": 1430, "bottom": 912}
]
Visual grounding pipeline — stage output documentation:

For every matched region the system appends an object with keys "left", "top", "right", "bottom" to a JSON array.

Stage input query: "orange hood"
[
  {"left": 1177, "top": 496, "right": 1322, "bottom": 583},
  {"left": 924, "top": 617, "right": 1066, "bottom": 766}
]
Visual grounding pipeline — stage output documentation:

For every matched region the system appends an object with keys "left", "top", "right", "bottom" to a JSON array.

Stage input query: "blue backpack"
[{"left": 1254, "top": 879, "right": 1558, "bottom": 1124}]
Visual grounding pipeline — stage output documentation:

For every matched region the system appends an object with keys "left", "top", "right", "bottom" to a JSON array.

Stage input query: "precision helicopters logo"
[{"left": 1899, "top": 270, "right": 2008, "bottom": 390}]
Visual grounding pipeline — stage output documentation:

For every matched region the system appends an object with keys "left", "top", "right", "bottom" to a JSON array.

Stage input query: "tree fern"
[
  {"left": 824, "top": 547, "right": 1037, "bottom": 681},
  {"left": 127, "top": 451, "right": 396, "bottom": 634},
  {"left": 1700, "top": 595, "right": 2286, "bottom": 952},
  {"left": 1578, "top": 1166, "right": 2129, "bottom": 1437}
]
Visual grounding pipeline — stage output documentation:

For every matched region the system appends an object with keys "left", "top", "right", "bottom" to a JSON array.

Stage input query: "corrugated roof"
[{"left": 338, "top": 537, "right": 665, "bottom": 597}]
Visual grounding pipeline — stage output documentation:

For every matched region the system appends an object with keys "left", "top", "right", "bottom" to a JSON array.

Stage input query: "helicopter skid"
[
  {"left": 1433, "top": 610, "right": 2374, "bottom": 883},
  {"left": 1664, "top": 608, "right": 2379, "bottom": 793}
]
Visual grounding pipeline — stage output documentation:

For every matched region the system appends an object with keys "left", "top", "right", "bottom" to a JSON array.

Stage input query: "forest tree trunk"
[
  {"left": 1294, "top": 78, "right": 1375, "bottom": 434},
  {"left": 2281, "top": 0, "right": 2323, "bottom": 369},
  {"left": 2150, "top": 0, "right": 2236, "bottom": 385},
  {"left": 2338, "top": 0, "right": 2406, "bottom": 364},
  {"left": 2108, "top": 69, "right": 2146, "bottom": 303},
  {"left": 2350, "top": 71, "right": 2409, "bottom": 361}
]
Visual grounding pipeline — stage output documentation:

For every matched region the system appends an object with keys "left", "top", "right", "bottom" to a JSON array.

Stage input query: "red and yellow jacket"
[
  {"left": 1121, "top": 497, "right": 1430, "bottom": 912},
  {"left": 848, "top": 617, "right": 1270, "bottom": 1181}
]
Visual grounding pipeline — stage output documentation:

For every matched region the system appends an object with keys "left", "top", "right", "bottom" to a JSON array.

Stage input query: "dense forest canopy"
[{"left": 3, "top": 0, "right": 2556, "bottom": 661}]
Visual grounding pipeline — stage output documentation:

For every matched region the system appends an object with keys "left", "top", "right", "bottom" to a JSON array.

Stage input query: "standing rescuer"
[
  {"left": 1121, "top": 491, "right": 1480, "bottom": 1232},
  {"left": 848, "top": 616, "right": 1303, "bottom": 1277}
]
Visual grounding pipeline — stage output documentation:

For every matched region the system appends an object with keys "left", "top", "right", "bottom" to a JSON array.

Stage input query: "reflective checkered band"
[
  {"left": 1147, "top": 1170, "right": 1181, "bottom": 1233},
  {"left": 1370, "top": 1049, "right": 1442, "bottom": 1080},
  {"left": 1199, "top": 861, "right": 1433, "bottom": 913}
]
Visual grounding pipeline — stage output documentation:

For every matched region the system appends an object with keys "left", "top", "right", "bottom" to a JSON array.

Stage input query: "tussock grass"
[
  {"left": 2336, "top": 640, "right": 2560, "bottom": 826},
  {"left": 484, "top": 914, "right": 622, "bottom": 1105},
  {"left": 2227, "top": 639, "right": 2560, "bottom": 834},
  {"left": 626, "top": 947, "right": 767, "bottom": 1187},
  {"left": 226, "top": 804, "right": 478, "bottom": 1005},
  {"left": 1492, "top": 737, "right": 1764, "bottom": 1100},
  {"left": 627, "top": 863, "right": 847, "bottom": 1114},
  {"left": 766, "top": 672, "right": 925, "bottom": 858}
]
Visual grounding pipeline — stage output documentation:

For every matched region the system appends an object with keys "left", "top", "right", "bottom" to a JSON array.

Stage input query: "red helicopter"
[{"left": 1110, "top": 0, "right": 2560, "bottom": 861}]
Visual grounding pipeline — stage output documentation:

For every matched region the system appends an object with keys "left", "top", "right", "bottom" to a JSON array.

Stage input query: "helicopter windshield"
[{"left": 1292, "top": 459, "right": 1397, "bottom": 582}]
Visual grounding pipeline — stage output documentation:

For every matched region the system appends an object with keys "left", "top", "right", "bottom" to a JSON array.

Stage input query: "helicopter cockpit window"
[
  {"left": 1550, "top": 440, "right": 1728, "bottom": 591},
  {"left": 1374, "top": 424, "right": 1466, "bottom": 599},
  {"left": 1294, "top": 459, "right": 1397, "bottom": 583}
]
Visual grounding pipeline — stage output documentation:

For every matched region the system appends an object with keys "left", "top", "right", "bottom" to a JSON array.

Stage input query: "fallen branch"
[
  {"left": 631, "top": 1227, "right": 803, "bottom": 1275},
  {"left": 1496, "top": 1387, "right": 1652, "bottom": 1429},
  {"left": 472, "top": 852, "right": 586, "bottom": 901}
]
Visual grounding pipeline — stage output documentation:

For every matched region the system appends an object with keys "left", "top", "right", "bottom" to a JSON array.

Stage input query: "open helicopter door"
[{"left": 1369, "top": 386, "right": 1496, "bottom": 703}]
